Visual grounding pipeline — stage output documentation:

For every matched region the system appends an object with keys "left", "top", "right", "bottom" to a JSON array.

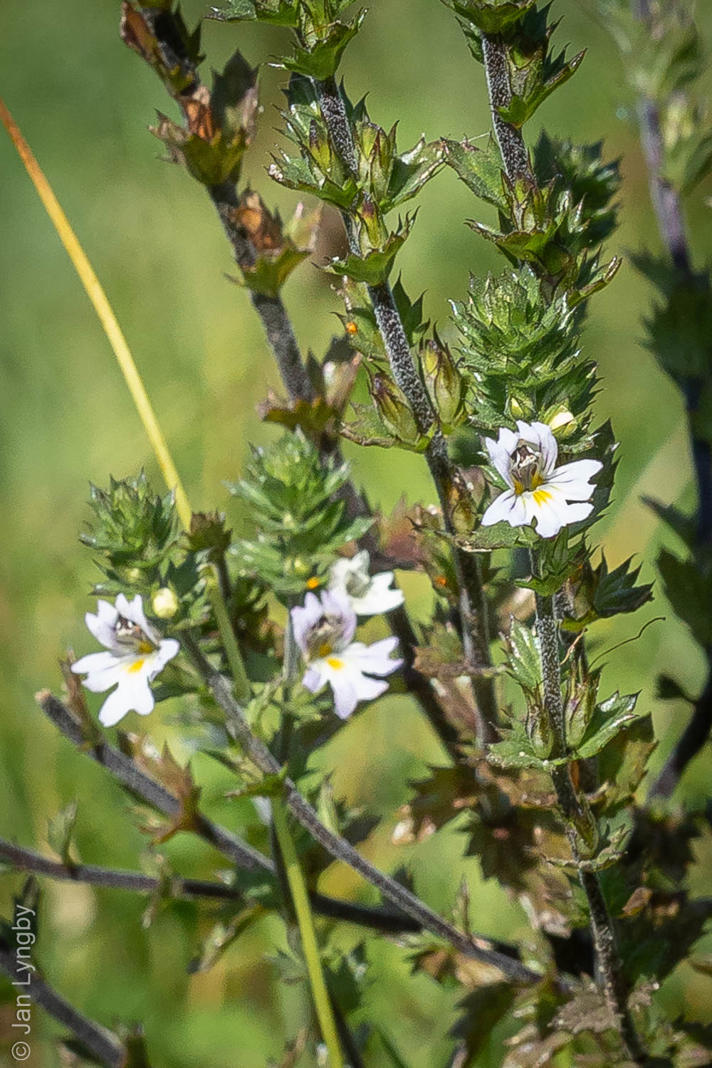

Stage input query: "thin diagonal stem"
[
  {"left": 0, "top": 940, "right": 126, "bottom": 1067},
  {"left": 269, "top": 614, "right": 343, "bottom": 1066},
  {"left": 272, "top": 801, "right": 343, "bottom": 1066},
  {"left": 184, "top": 633, "right": 539, "bottom": 984},
  {"left": 36, "top": 691, "right": 462, "bottom": 937},
  {"left": 209, "top": 181, "right": 314, "bottom": 403},
  {"left": 532, "top": 577, "right": 645, "bottom": 1063}
]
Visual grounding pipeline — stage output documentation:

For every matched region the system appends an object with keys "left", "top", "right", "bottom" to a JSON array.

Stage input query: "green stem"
[
  {"left": 271, "top": 799, "right": 343, "bottom": 1067},
  {"left": 207, "top": 567, "right": 251, "bottom": 705}
]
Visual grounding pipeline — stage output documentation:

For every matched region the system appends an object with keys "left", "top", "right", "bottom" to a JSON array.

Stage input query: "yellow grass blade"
[{"left": 0, "top": 98, "right": 192, "bottom": 530}]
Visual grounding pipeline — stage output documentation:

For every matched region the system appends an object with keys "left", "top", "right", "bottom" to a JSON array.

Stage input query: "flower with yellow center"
[
  {"left": 291, "top": 590, "right": 402, "bottom": 719},
  {"left": 71, "top": 594, "right": 179, "bottom": 727},
  {"left": 328, "top": 550, "right": 404, "bottom": 616},
  {"left": 481, "top": 421, "right": 602, "bottom": 539}
]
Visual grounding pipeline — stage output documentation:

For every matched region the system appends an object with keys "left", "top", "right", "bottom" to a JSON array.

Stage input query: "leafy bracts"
[
  {"left": 229, "top": 431, "right": 372, "bottom": 594},
  {"left": 452, "top": 266, "right": 594, "bottom": 438}
]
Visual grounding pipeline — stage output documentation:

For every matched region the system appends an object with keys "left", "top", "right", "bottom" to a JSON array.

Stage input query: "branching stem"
[{"left": 184, "top": 633, "right": 538, "bottom": 984}]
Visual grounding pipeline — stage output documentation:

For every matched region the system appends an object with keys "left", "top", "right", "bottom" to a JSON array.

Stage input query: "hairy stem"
[
  {"left": 314, "top": 75, "right": 497, "bottom": 741},
  {"left": 184, "top": 633, "right": 538, "bottom": 984},
  {"left": 0, "top": 939, "right": 126, "bottom": 1067},
  {"left": 210, "top": 182, "right": 314, "bottom": 403},
  {"left": 481, "top": 36, "right": 533, "bottom": 183},
  {"left": 533, "top": 584, "right": 645, "bottom": 1062}
]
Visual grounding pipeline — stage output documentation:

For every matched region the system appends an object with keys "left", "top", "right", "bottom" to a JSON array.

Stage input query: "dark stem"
[
  {"left": 37, "top": 691, "right": 460, "bottom": 936},
  {"left": 0, "top": 941, "right": 126, "bottom": 1067},
  {"left": 532, "top": 585, "right": 645, "bottom": 1063},
  {"left": 0, "top": 839, "right": 244, "bottom": 902},
  {"left": 184, "top": 633, "right": 539, "bottom": 985},
  {"left": 314, "top": 75, "right": 497, "bottom": 742},
  {"left": 210, "top": 181, "right": 314, "bottom": 403},
  {"left": 481, "top": 35, "right": 534, "bottom": 183}
]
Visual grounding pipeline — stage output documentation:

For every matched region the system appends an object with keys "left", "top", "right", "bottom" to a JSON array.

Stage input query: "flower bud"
[
  {"left": 525, "top": 704, "right": 553, "bottom": 759},
  {"left": 421, "top": 338, "right": 465, "bottom": 432},
  {"left": 546, "top": 405, "right": 577, "bottom": 438},
  {"left": 356, "top": 195, "right": 388, "bottom": 253},
  {"left": 152, "top": 587, "right": 179, "bottom": 619},
  {"left": 368, "top": 372, "right": 423, "bottom": 447}
]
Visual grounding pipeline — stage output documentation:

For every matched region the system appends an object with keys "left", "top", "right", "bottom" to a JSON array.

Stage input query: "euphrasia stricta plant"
[{"left": 2, "top": 0, "right": 712, "bottom": 1064}]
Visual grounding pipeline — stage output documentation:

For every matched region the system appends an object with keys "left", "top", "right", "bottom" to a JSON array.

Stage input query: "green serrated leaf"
[{"left": 574, "top": 692, "right": 647, "bottom": 760}]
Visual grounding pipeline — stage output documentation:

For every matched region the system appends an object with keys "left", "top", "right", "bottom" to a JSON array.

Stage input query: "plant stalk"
[
  {"left": 183, "top": 634, "right": 539, "bottom": 984},
  {"left": 532, "top": 575, "right": 645, "bottom": 1062},
  {"left": 314, "top": 75, "right": 497, "bottom": 741},
  {"left": 272, "top": 799, "right": 344, "bottom": 1067},
  {"left": 480, "top": 36, "right": 534, "bottom": 183}
]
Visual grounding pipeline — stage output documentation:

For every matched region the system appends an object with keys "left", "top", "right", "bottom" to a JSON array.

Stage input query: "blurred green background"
[{"left": 2, "top": 0, "right": 712, "bottom": 1064}]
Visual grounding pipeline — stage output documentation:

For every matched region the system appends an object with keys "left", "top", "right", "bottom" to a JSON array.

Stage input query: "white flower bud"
[{"left": 152, "top": 587, "right": 179, "bottom": 619}]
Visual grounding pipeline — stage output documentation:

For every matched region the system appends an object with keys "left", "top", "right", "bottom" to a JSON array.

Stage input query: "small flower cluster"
[
  {"left": 291, "top": 552, "right": 404, "bottom": 719},
  {"left": 73, "top": 554, "right": 405, "bottom": 727}
]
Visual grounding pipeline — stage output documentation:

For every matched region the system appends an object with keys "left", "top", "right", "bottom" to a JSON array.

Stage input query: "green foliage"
[
  {"left": 420, "top": 336, "right": 467, "bottom": 434},
  {"left": 533, "top": 133, "right": 621, "bottom": 247},
  {"left": 152, "top": 50, "right": 259, "bottom": 186},
  {"left": 563, "top": 553, "right": 654, "bottom": 631},
  {"left": 271, "top": 76, "right": 441, "bottom": 272},
  {"left": 451, "top": 266, "right": 594, "bottom": 438},
  {"left": 229, "top": 431, "right": 372, "bottom": 594},
  {"left": 467, "top": 174, "right": 621, "bottom": 301},
  {"left": 80, "top": 473, "right": 179, "bottom": 584},
  {"left": 444, "top": 0, "right": 537, "bottom": 37},
  {"left": 494, "top": 6, "right": 585, "bottom": 128},
  {"left": 121, "top": 2, "right": 203, "bottom": 96}
]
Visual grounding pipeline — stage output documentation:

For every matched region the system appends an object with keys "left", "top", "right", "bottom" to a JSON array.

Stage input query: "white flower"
[
  {"left": 291, "top": 589, "right": 402, "bottom": 719},
  {"left": 328, "top": 550, "right": 404, "bottom": 616},
  {"left": 71, "top": 594, "right": 180, "bottom": 727},
  {"left": 481, "top": 420, "right": 602, "bottom": 540}
]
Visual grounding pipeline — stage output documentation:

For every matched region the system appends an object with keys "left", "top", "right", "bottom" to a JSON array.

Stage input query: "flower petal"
[
  {"left": 148, "top": 639, "right": 180, "bottom": 678},
  {"left": 344, "top": 636, "right": 402, "bottom": 676},
  {"left": 291, "top": 592, "right": 324, "bottom": 654},
  {"left": 302, "top": 666, "right": 324, "bottom": 693},
  {"left": 560, "top": 501, "right": 594, "bottom": 525},
  {"left": 486, "top": 430, "right": 517, "bottom": 486},
  {"left": 523, "top": 490, "right": 569, "bottom": 539},
  {"left": 549, "top": 459, "right": 602, "bottom": 496},
  {"left": 349, "top": 573, "right": 404, "bottom": 615},
  {"left": 85, "top": 600, "right": 119, "bottom": 651},
  {"left": 481, "top": 489, "right": 528, "bottom": 528},
  {"left": 326, "top": 670, "right": 360, "bottom": 719},
  {"left": 320, "top": 588, "right": 357, "bottom": 646},
  {"left": 97, "top": 686, "right": 132, "bottom": 728}
]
